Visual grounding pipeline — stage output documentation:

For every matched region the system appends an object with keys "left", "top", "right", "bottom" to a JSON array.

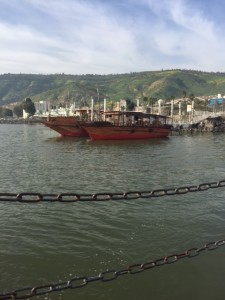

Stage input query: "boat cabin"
[{"left": 102, "top": 111, "right": 168, "bottom": 127}]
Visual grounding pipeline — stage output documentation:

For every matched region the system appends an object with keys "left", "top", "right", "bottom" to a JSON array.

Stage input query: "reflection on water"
[
  {"left": 88, "top": 137, "right": 169, "bottom": 146},
  {"left": 0, "top": 125, "right": 225, "bottom": 300}
]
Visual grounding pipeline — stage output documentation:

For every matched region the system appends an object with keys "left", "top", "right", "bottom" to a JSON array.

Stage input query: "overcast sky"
[{"left": 0, "top": 0, "right": 224, "bottom": 75}]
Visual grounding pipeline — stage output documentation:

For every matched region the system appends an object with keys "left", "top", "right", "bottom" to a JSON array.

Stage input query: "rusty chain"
[
  {"left": 0, "top": 239, "right": 224, "bottom": 299},
  {"left": 1, "top": 180, "right": 225, "bottom": 298},
  {"left": 0, "top": 179, "right": 224, "bottom": 203}
]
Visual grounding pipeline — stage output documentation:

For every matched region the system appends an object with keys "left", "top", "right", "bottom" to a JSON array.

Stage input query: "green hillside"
[{"left": 0, "top": 69, "right": 225, "bottom": 107}]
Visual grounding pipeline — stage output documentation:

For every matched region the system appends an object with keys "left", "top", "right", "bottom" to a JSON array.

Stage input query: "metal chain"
[
  {"left": 1, "top": 239, "right": 224, "bottom": 299},
  {"left": 0, "top": 179, "right": 225, "bottom": 203}
]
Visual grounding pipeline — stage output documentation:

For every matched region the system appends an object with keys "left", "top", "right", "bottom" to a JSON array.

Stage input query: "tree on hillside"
[
  {"left": 13, "top": 103, "right": 24, "bottom": 117},
  {"left": 142, "top": 96, "right": 148, "bottom": 107},
  {"left": 23, "top": 98, "right": 36, "bottom": 116},
  {"left": 126, "top": 98, "right": 135, "bottom": 111},
  {"left": 181, "top": 90, "right": 187, "bottom": 100},
  {"left": 189, "top": 93, "right": 195, "bottom": 101},
  {"left": 0, "top": 108, "right": 13, "bottom": 118},
  {"left": 149, "top": 97, "right": 157, "bottom": 108},
  {"left": 110, "top": 100, "right": 114, "bottom": 110}
]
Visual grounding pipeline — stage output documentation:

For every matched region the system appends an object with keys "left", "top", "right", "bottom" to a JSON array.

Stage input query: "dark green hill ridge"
[{"left": 0, "top": 69, "right": 225, "bottom": 106}]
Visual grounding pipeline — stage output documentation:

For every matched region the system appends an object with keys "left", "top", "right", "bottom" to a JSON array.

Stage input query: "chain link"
[
  {"left": 0, "top": 239, "right": 224, "bottom": 299},
  {"left": 0, "top": 179, "right": 224, "bottom": 203}
]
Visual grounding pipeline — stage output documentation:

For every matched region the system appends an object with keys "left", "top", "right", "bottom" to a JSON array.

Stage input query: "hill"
[{"left": 1, "top": 69, "right": 225, "bottom": 107}]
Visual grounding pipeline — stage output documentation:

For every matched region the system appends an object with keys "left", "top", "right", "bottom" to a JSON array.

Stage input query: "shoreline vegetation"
[{"left": 1, "top": 70, "right": 225, "bottom": 106}]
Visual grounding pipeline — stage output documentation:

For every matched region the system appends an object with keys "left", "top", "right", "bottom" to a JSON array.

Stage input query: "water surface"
[{"left": 0, "top": 124, "right": 225, "bottom": 300}]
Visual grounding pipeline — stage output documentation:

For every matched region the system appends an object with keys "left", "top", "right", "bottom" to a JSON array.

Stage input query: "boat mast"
[
  {"left": 91, "top": 98, "right": 94, "bottom": 121},
  {"left": 97, "top": 88, "right": 100, "bottom": 113},
  {"left": 103, "top": 98, "right": 107, "bottom": 121}
]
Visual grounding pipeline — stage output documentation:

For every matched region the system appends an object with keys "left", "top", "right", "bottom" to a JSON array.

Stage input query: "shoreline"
[{"left": 0, "top": 117, "right": 45, "bottom": 124}]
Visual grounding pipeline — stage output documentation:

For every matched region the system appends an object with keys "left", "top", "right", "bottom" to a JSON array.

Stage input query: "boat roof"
[
  {"left": 74, "top": 108, "right": 96, "bottom": 113},
  {"left": 102, "top": 110, "right": 168, "bottom": 118}
]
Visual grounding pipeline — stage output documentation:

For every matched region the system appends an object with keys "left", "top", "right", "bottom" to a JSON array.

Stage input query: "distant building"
[
  {"left": 34, "top": 101, "right": 48, "bottom": 114},
  {"left": 209, "top": 94, "right": 224, "bottom": 107},
  {"left": 23, "top": 109, "right": 29, "bottom": 119}
]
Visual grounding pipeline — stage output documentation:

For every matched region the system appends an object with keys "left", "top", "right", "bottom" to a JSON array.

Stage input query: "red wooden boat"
[
  {"left": 43, "top": 116, "right": 88, "bottom": 137},
  {"left": 79, "top": 111, "right": 172, "bottom": 140}
]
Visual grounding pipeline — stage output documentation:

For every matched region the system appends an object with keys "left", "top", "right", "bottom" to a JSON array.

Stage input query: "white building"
[{"left": 34, "top": 101, "right": 48, "bottom": 115}]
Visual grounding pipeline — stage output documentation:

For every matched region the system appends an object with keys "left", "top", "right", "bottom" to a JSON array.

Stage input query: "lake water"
[{"left": 0, "top": 124, "right": 225, "bottom": 300}]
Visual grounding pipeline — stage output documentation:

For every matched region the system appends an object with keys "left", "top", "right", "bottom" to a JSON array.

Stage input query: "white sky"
[{"left": 0, "top": 0, "right": 224, "bottom": 74}]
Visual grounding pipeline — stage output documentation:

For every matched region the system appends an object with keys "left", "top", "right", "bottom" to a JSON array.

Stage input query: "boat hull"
[
  {"left": 43, "top": 116, "right": 88, "bottom": 137},
  {"left": 81, "top": 124, "right": 172, "bottom": 140}
]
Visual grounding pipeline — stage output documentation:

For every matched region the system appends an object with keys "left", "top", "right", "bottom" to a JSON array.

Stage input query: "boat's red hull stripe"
[{"left": 82, "top": 126, "right": 171, "bottom": 140}]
